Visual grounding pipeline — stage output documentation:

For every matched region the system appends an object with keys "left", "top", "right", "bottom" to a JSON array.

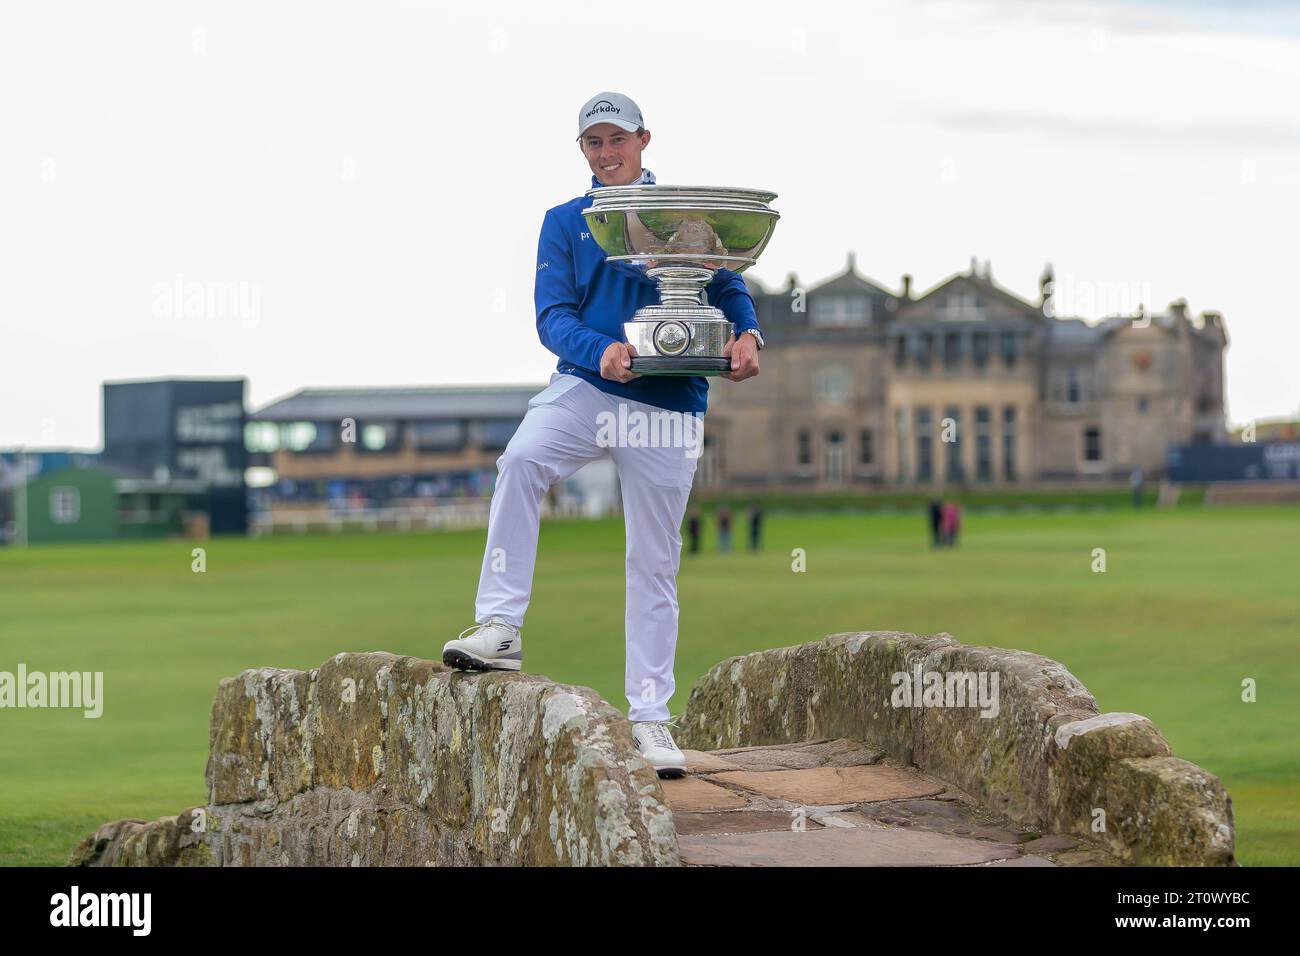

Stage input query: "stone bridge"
[{"left": 71, "top": 631, "right": 1234, "bottom": 867}]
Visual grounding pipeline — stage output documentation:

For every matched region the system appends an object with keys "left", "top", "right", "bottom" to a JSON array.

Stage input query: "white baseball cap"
[{"left": 576, "top": 91, "right": 645, "bottom": 140}]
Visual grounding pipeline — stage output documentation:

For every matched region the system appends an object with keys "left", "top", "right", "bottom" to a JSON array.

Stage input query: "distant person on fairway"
[
  {"left": 928, "top": 498, "right": 943, "bottom": 547},
  {"left": 687, "top": 506, "right": 702, "bottom": 555},
  {"left": 941, "top": 500, "right": 962, "bottom": 547},
  {"left": 440, "top": 92, "right": 764, "bottom": 777},
  {"left": 717, "top": 504, "right": 733, "bottom": 553},
  {"left": 747, "top": 501, "right": 762, "bottom": 552}
]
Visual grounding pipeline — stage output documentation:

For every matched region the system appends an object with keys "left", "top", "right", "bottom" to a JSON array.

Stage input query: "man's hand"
[
  {"left": 721, "top": 332, "right": 760, "bottom": 382},
  {"left": 600, "top": 341, "right": 640, "bottom": 382}
]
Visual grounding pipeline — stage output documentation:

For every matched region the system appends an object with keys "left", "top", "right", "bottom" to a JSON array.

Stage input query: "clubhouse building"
[{"left": 699, "top": 256, "right": 1229, "bottom": 491}]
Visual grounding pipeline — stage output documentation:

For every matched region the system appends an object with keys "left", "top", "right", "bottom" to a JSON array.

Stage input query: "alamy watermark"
[
  {"left": 0, "top": 664, "right": 103, "bottom": 718},
  {"left": 1045, "top": 273, "right": 1152, "bottom": 324},
  {"left": 151, "top": 273, "right": 261, "bottom": 328},
  {"left": 595, "top": 404, "right": 703, "bottom": 458},
  {"left": 890, "top": 665, "right": 1000, "bottom": 718},
  {"left": 50, "top": 886, "right": 150, "bottom": 935}
]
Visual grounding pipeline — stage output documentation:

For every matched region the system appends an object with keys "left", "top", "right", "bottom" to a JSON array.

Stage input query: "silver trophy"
[{"left": 582, "top": 185, "right": 780, "bottom": 375}]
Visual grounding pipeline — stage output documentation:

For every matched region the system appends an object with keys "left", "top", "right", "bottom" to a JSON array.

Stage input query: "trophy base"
[{"left": 630, "top": 356, "right": 732, "bottom": 376}]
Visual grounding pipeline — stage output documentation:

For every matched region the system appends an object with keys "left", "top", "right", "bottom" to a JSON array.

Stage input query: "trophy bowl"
[{"left": 582, "top": 185, "right": 779, "bottom": 375}]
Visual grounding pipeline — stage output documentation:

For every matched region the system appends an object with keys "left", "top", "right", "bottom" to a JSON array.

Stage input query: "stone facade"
[{"left": 701, "top": 258, "right": 1228, "bottom": 490}]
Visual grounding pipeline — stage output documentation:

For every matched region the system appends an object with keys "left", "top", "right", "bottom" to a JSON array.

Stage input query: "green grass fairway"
[{"left": 1, "top": 506, "right": 1297, "bottom": 866}]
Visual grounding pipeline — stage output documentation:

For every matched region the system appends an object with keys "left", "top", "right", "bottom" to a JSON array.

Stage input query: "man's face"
[{"left": 580, "top": 123, "right": 652, "bottom": 186}]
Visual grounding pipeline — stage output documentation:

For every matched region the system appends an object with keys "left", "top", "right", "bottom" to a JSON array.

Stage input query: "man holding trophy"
[{"left": 442, "top": 91, "right": 778, "bottom": 776}]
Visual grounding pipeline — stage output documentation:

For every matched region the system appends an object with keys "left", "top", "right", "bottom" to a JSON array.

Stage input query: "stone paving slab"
[
  {"left": 1022, "top": 834, "right": 1079, "bottom": 854},
  {"left": 679, "top": 826, "right": 1022, "bottom": 867},
  {"left": 682, "top": 750, "right": 746, "bottom": 773},
  {"left": 709, "top": 739, "right": 885, "bottom": 771},
  {"left": 671, "top": 740, "right": 1117, "bottom": 867},
  {"left": 711, "top": 765, "right": 944, "bottom": 805},
  {"left": 851, "top": 798, "right": 1030, "bottom": 840},
  {"left": 673, "top": 809, "right": 820, "bottom": 836},
  {"left": 659, "top": 775, "right": 750, "bottom": 811}
]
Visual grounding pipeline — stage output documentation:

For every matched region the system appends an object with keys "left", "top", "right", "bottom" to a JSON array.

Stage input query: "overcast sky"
[{"left": 2, "top": 0, "right": 1296, "bottom": 448}]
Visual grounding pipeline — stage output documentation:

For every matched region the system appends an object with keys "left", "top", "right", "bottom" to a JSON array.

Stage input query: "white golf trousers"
[{"left": 474, "top": 372, "right": 701, "bottom": 722}]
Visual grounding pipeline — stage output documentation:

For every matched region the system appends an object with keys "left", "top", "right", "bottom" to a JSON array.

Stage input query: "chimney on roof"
[
  {"left": 1169, "top": 299, "right": 1188, "bottom": 322},
  {"left": 846, "top": 250, "right": 857, "bottom": 272},
  {"left": 785, "top": 272, "right": 799, "bottom": 292},
  {"left": 901, "top": 274, "right": 912, "bottom": 299},
  {"left": 969, "top": 255, "right": 978, "bottom": 276},
  {"left": 983, "top": 259, "right": 993, "bottom": 281}
]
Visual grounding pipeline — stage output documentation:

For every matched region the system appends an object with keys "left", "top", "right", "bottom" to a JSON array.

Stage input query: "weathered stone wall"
[
  {"left": 677, "top": 631, "right": 1234, "bottom": 866},
  {"left": 72, "top": 632, "right": 1234, "bottom": 867},
  {"left": 73, "top": 652, "right": 678, "bottom": 867}
]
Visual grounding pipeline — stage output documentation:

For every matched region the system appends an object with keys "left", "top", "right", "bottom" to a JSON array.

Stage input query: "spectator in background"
[
  {"left": 1130, "top": 467, "right": 1144, "bottom": 508},
  {"left": 747, "top": 501, "right": 762, "bottom": 552},
  {"left": 717, "top": 504, "right": 733, "bottom": 553},
  {"left": 686, "top": 506, "right": 701, "bottom": 556},
  {"left": 928, "top": 498, "right": 943, "bottom": 548},
  {"left": 940, "top": 500, "right": 963, "bottom": 547}
]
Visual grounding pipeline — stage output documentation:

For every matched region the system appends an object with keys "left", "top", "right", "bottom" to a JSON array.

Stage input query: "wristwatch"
[{"left": 740, "top": 327, "right": 765, "bottom": 350}]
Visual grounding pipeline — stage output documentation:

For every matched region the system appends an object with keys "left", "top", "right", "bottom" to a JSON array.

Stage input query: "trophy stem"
[{"left": 647, "top": 266, "right": 713, "bottom": 307}]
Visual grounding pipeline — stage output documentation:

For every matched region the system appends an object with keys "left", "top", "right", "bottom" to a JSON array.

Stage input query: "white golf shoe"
[
  {"left": 442, "top": 617, "right": 523, "bottom": 672},
  {"left": 631, "top": 718, "right": 687, "bottom": 778}
]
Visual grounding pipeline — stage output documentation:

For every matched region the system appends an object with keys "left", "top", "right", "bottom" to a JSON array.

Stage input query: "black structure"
[
  {"left": 102, "top": 378, "right": 248, "bottom": 534},
  {"left": 1167, "top": 442, "right": 1300, "bottom": 482}
]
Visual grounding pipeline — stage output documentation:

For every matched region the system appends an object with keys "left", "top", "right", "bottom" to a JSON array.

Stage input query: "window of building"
[
  {"left": 411, "top": 420, "right": 465, "bottom": 452},
  {"left": 943, "top": 332, "right": 963, "bottom": 369},
  {"left": 825, "top": 430, "right": 845, "bottom": 484},
  {"left": 281, "top": 421, "right": 337, "bottom": 454},
  {"left": 1083, "top": 426, "right": 1102, "bottom": 462},
  {"left": 697, "top": 432, "right": 721, "bottom": 487},
  {"left": 972, "top": 332, "right": 990, "bottom": 368},
  {"left": 813, "top": 365, "right": 850, "bottom": 405},
  {"left": 810, "top": 295, "right": 870, "bottom": 327},
  {"left": 50, "top": 486, "right": 80, "bottom": 523},
  {"left": 476, "top": 419, "right": 521, "bottom": 451},
  {"left": 245, "top": 421, "right": 280, "bottom": 453},
  {"left": 941, "top": 291, "right": 983, "bottom": 320},
  {"left": 859, "top": 428, "right": 874, "bottom": 465},
  {"left": 944, "top": 406, "right": 963, "bottom": 482},
  {"left": 1003, "top": 406, "right": 1017, "bottom": 481},
  {"left": 914, "top": 333, "right": 934, "bottom": 369},
  {"left": 999, "top": 331, "right": 1019, "bottom": 366},
  {"left": 915, "top": 408, "right": 932, "bottom": 482},
  {"left": 359, "top": 421, "right": 402, "bottom": 453},
  {"left": 894, "top": 336, "right": 907, "bottom": 368},
  {"left": 1066, "top": 367, "right": 1081, "bottom": 404},
  {"left": 895, "top": 408, "right": 908, "bottom": 482},
  {"left": 797, "top": 429, "right": 812, "bottom": 466},
  {"left": 975, "top": 407, "right": 992, "bottom": 482}
]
